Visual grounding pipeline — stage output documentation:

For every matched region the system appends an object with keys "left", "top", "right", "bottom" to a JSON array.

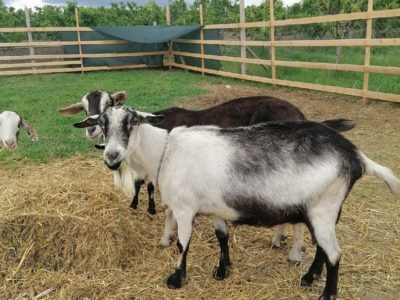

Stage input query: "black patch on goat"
[
  {"left": 86, "top": 91, "right": 105, "bottom": 116},
  {"left": 219, "top": 121, "right": 363, "bottom": 177},
  {"left": 100, "top": 108, "right": 137, "bottom": 147},
  {"left": 229, "top": 197, "right": 307, "bottom": 227}
]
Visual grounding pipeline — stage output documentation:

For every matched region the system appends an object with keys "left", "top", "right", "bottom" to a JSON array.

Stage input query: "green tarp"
[
  {"left": 61, "top": 26, "right": 220, "bottom": 70},
  {"left": 94, "top": 25, "right": 201, "bottom": 44}
]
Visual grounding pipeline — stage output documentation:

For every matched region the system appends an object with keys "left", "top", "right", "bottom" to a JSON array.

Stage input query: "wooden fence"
[
  {"left": 0, "top": 7, "right": 166, "bottom": 76},
  {"left": 0, "top": 0, "right": 399, "bottom": 103},
  {"left": 174, "top": 0, "right": 400, "bottom": 103}
]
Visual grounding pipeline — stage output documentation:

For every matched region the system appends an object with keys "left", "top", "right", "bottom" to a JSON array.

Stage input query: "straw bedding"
[{"left": 1, "top": 86, "right": 399, "bottom": 299}]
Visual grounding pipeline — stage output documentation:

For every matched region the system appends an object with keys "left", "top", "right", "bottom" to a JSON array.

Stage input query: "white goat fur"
[{"left": 114, "top": 112, "right": 304, "bottom": 260}]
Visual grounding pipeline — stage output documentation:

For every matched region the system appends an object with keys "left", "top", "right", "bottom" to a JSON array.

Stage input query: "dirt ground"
[{"left": 1, "top": 84, "right": 400, "bottom": 300}]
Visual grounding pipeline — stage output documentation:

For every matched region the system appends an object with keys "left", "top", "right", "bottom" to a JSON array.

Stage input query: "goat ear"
[
  {"left": 59, "top": 102, "right": 84, "bottom": 115},
  {"left": 144, "top": 114, "right": 165, "bottom": 125},
  {"left": 95, "top": 143, "right": 105, "bottom": 150},
  {"left": 20, "top": 118, "right": 39, "bottom": 142},
  {"left": 111, "top": 91, "right": 127, "bottom": 105},
  {"left": 73, "top": 115, "right": 99, "bottom": 128}
]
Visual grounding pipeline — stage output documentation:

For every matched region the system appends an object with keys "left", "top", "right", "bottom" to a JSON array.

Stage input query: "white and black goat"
[
  {"left": 60, "top": 91, "right": 355, "bottom": 263},
  {"left": 0, "top": 111, "right": 38, "bottom": 150},
  {"left": 75, "top": 106, "right": 399, "bottom": 299},
  {"left": 58, "top": 90, "right": 137, "bottom": 204}
]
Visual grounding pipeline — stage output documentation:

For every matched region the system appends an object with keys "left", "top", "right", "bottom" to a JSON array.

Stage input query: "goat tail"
[
  {"left": 359, "top": 151, "right": 400, "bottom": 194},
  {"left": 112, "top": 161, "right": 135, "bottom": 198}
]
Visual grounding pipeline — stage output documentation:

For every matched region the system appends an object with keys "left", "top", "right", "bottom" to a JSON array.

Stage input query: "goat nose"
[
  {"left": 4, "top": 139, "right": 15, "bottom": 147},
  {"left": 106, "top": 151, "right": 119, "bottom": 161}
]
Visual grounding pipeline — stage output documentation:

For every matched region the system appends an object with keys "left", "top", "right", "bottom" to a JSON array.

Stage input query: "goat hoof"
[
  {"left": 318, "top": 295, "right": 336, "bottom": 300},
  {"left": 271, "top": 235, "right": 286, "bottom": 248},
  {"left": 148, "top": 208, "right": 156, "bottom": 215},
  {"left": 213, "top": 265, "right": 230, "bottom": 280},
  {"left": 130, "top": 204, "right": 138, "bottom": 210},
  {"left": 159, "top": 237, "right": 172, "bottom": 247},
  {"left": 288, "top": 250, "right": 302, "bottom": 263},
  {"left": 166, "top": 272, "right": 184, "bottom": 289},
  {"left": 300, "top": 274, "right": 314, "bottom": 287}
]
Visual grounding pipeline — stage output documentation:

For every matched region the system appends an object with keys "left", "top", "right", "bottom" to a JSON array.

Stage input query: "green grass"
[
  {"left": 0, "top": 70, "right": 234, "bottom": 167},
  {"left": 221, "top": 46, "right": 400, "bottom": 94}
]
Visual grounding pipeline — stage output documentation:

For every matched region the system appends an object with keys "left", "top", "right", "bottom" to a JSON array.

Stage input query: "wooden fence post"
[
  {"left": 269, "top": 0, "right": 276, "bottom": 85},
  {"left": 166, "top": 5, "right": 173, "bottom": 70},
  {"left": 24, "top": 7, "right": 35, "bottom": 72},
  {"left": 74, "top": 6, "right": 84, "bottom": 74},
  {"left": 166, "top": 5, "right": 171, "bottom": 25},
  {"left": 363, "top": 0, "right": 373, "bottom": 102},
  {"left": 239, "top": 0, "right": 246, "bottom": 75},
  {"left": 200, "top": 4, "right": 205, "bottom": 75}
]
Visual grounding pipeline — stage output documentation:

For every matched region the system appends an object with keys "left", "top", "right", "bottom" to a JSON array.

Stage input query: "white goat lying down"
[
  {"left": 0, "top": 111, "right": 38, "bottom": 150},
  {"left": 74, "top": 106, "right": 400, "bottom": 299}
]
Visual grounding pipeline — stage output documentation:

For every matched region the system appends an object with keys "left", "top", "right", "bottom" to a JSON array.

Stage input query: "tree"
[{"left": 301, "top": 0, "right": 365, "bottom": 64}]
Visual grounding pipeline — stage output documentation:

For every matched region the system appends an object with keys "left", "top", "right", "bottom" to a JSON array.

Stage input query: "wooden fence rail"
[{"left": 0, "top": 1, "right": 399, "bottom": 103}]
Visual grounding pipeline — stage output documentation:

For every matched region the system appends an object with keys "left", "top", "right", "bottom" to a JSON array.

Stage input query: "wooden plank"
[
  {"left": 171, "top": 62, "right": 273, "bottom": 84},
  {"left": 0, "top": 40, "right": 128, "bottom": 48},
  {"left": 0, "top": 64, "right": 152, "bottom": 76},
  {"left": 24, "top": 7, "right": 35, "bottom": 71},
  {"left": 0, "top": 52, "right": 166, "bottom": 61},
  {"left": 81, "top": 40, "right": 129, "bottom": 45},
  {"left": 75, "top": 6, "right": 84, "bottom": 74},
  {"left": 239, "top": 0, "right": 246, "bottom": 75},
  {"left": 166, "top": 4, "right": 172, "bottom": 70},
  {"left": 0, "top": 27, "right": 93, "bottom": 33},
  {"left": 171, "top": 62, "right": 400, "bottom": 103},
  {"left": 363, "top": 0, "right": 373, "bottom": 102},
  {"left": 174, "top": 39, "right": 271, "bottom": 46},
  {"left": 83, "top": 51, "right": 167, "bottom": 58},
  {"left": 172, "top": 50, "right": 272, "bottom": 65},
  {"left": 199, "top": 4, "right": 205, "bottom": 75},
  {"left": 269, "top": 0, "right": 276, "bottom": 84},
  {"left": 0, "top": 60, "right": 82, "bottom": 69},
  {"left": 0, "top": 67, "right": 83, "bottom": 76},
  {"left": 202, "top": 8, "right": 400, "bottom": 30},
  {"left": 82, "top": 64, "right": 149, "bottom": 71},
  {"left": 172, "top": 51, "right": 400, "bottom": 75},
  {"left": 276, "top": 60, "right": 400, "bottom": 75},
  {"left": 166, "top": 5, "right": 171, "bottom": 25},
  {"left": 0, "top": 54, "right": 81, "bottom": 61},
  {"left": 173, "top": 38, "right": 400, "bottom": 47}
]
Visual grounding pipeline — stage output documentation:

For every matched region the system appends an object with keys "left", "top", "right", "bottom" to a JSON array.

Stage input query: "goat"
[
  {"left": 59, "top": 90, "right": 127, "bottom": 140},
  {"left": 0, "top": 111, "right": 38, "bottom": 150},
  {"left": 74, "top": 106, "right": 398, "bottom": 299},
  {"left": 62, "top": 91, "right": 355, "bottom": 263},
  {"left": 59, "top": 90, "right": 136, "bottom": 201}
]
